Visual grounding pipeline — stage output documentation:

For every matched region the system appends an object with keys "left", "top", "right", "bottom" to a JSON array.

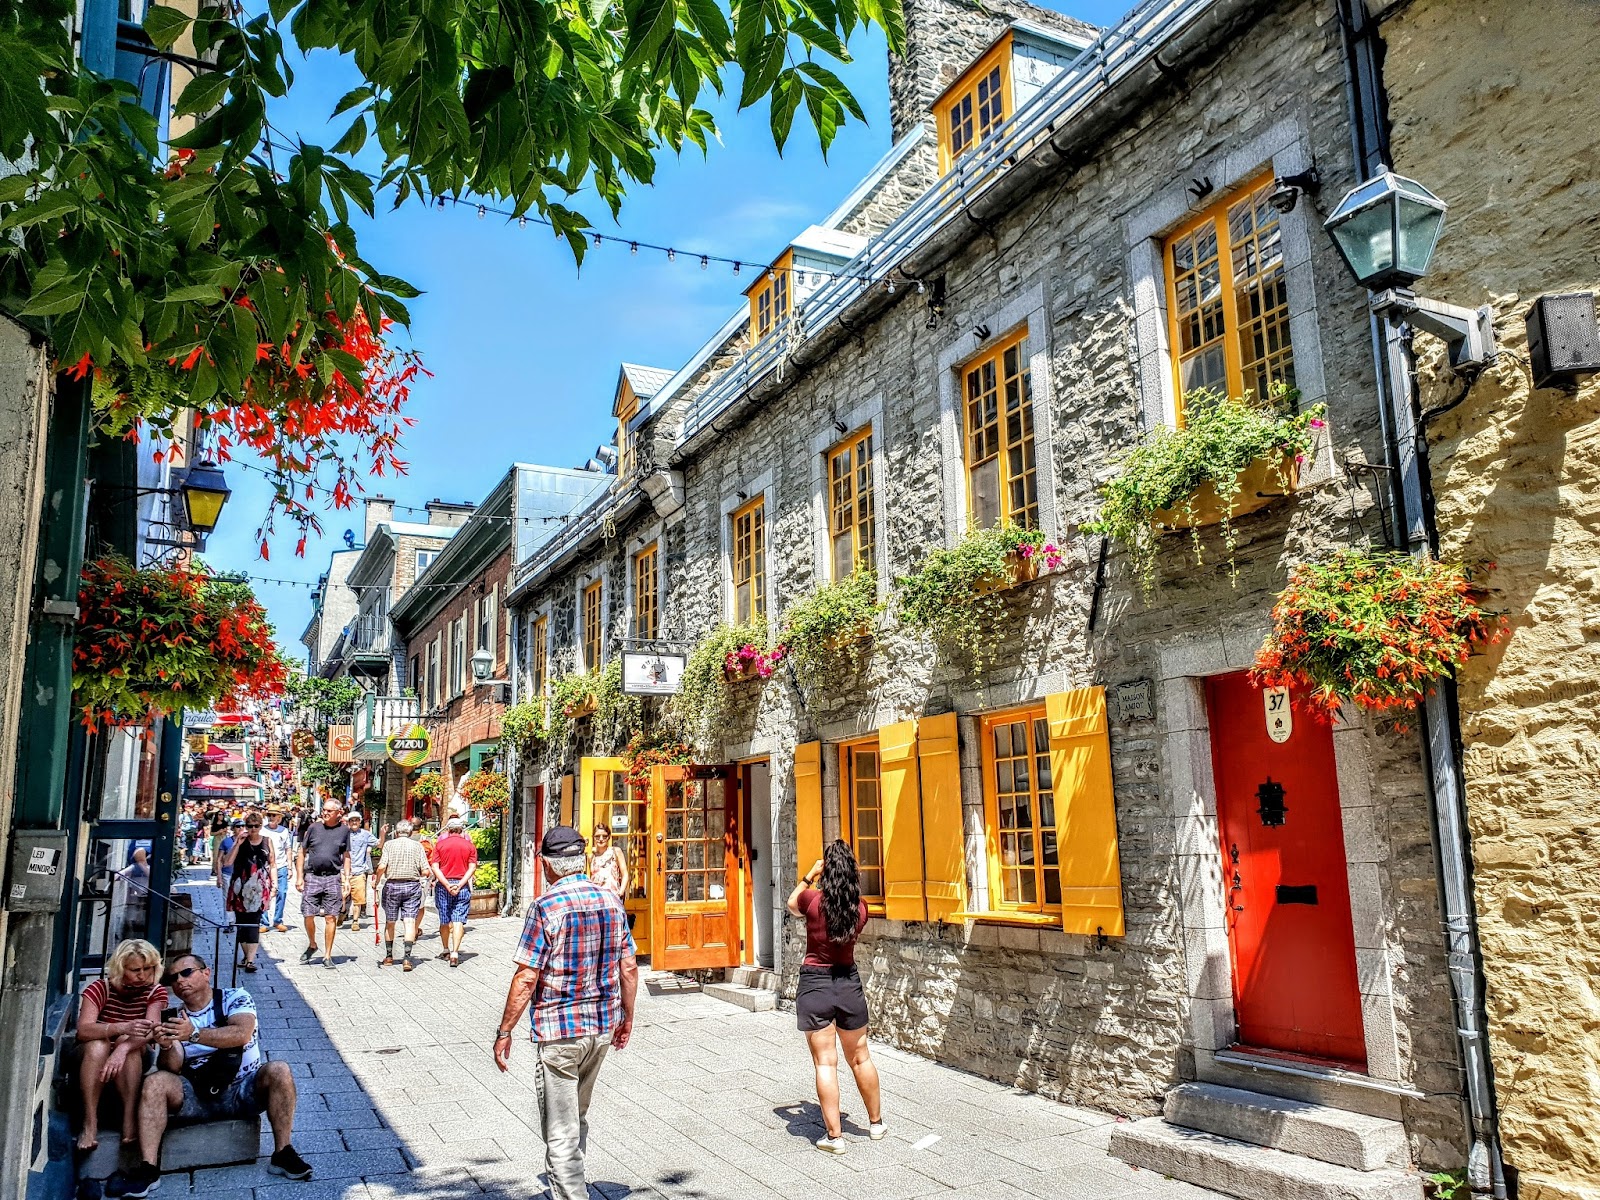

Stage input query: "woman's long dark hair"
[{"left": 820, "top": 839, "right": 862, "bottom": 943}]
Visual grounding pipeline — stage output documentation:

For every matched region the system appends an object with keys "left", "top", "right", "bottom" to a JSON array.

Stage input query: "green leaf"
[
  {"left": 768, "top": 71, "right": 803, "bottom": 153},
  {"left": 796, "top": 60, "right": 863, "bottom": 121},
  {"left": 175, "top": 70, "right": 231, "bottom": 117},
  {"left": 142, "top": 4, "right": 192, "bottom": 51}
]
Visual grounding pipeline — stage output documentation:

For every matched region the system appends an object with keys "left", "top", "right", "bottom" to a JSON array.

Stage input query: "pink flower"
[
  {"left": 1018, "top": 543, "right": 1035, "bottom": 559},
  {"left": 1309, "top": 418, "right": 1326, "bottom": 429}
]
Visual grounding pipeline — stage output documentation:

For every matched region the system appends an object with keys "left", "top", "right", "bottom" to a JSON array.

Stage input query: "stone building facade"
[
  {"left": 506, "top": 0, "right": 1483, "bottom": 1187},
  {"left": 1374, "top": 2, "right": 1600, "bottom": 1197}
]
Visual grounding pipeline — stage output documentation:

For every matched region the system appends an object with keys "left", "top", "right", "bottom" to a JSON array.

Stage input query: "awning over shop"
[{"left": 184, "top": 773, "right": 264, "bottom": 798}]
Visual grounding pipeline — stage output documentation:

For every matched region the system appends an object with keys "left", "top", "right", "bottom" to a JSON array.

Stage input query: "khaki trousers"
[{"left": 533, "top": 1034, "right": 609, "bottom": 1200}]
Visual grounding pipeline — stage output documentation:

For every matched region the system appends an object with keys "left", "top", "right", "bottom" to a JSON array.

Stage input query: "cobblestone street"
[{"left": 174, "top": 870, "right": 1221, "bottom": 1200}]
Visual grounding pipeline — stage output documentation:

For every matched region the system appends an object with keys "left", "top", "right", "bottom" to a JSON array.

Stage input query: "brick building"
[{"left": 497, "top": 0, "right": 1505, "bottom": 1194}]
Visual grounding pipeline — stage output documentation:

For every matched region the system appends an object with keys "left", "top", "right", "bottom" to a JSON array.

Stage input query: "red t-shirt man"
[{"left": 432, "top": 831, "right": 478, "bottom": 888}]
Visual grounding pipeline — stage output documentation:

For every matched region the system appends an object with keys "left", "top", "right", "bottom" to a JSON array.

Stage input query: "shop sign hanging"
[
  {"left": 328, "top": 725, "right": 355, "bottom": 763},
  {"left": 387, "top": 724, "right": 431, "bottom": 768},
  {"left": 621, "top": 650, "right": 686, "bottom": 696},
  {"left": 290, "top": 729, "right": 318, "bottom": 759}
]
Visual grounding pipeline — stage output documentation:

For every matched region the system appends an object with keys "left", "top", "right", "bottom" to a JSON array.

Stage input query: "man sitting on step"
[{"left": 104, "top": 954, "right": 312, "bottom": 1198}]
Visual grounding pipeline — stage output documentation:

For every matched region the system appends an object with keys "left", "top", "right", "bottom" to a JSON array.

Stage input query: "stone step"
[
  {"left": 703, "top": 982, "right": 777, "bottom": 1012},
  {"left": 1110, "top": 1120, "right": 1422, "bottom": 1200},
  {"left": 729, "top": 966, "right": 779, "bottom": 992},
  {"left": 1164, "top": 1083, "right": 1408, "bottom": 1171},
  {"left": 77, "top": 1119, "right": 260, "bottom": 1180}
]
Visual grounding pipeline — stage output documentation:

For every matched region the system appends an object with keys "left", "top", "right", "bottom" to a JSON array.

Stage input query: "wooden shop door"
[
  {"left": 649, "top": 764, "right": 743, "bottom": 971},
  {"left": 1205, "top": 672, "right": 1366, "bottom": 1066},
  {"left": 578, "top": 758, "right": 650, "bottom": 956}
]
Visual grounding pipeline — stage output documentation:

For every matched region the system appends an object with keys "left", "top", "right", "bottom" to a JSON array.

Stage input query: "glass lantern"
[{"left": 1323, "top": 170, "right": 1447, "bottom": 290}]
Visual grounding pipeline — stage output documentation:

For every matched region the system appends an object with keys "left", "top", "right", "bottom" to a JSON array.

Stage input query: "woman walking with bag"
[
  {"left": 787, "top": 839, "right": 885, "bottom": 1154},
  {"left": 222, "top": 815, "right": 275, "bottom": 972}
]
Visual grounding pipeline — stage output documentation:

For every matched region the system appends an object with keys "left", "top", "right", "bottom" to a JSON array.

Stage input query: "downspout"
[
  {"left": 504, "top": 608, "right": 519, "bottom": 909},
  {"left": 1335, "top": 2, "right": 1506, "bottom": 1194}
]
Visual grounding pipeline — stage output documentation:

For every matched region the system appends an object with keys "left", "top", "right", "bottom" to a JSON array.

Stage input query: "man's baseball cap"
[{"left": 541, "top": 826, "right": 586, "bottom": 857}]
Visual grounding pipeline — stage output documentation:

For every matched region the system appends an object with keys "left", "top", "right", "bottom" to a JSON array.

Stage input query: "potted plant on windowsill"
[
  {"left": 896, "top": 525, "right": 1063, "bottom": 669},
  {"left": 671, "top": 620, "right": 772, "bottom": 752},
  {"left": 780, "top": 569, "right": 884, "bottom": 690},
  {"left": 552, "top": 673, "right": 598, "bottom": 721},
  {"left": 1085, "top": 386, "right": 1324, "bottom": 594},
  {"left": 1251, "top": 550, "right": 1504, "bottom": 723}
]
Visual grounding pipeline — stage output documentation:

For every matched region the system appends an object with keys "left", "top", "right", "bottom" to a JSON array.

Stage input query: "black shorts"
[{"left": 796, "top": 965, "right": 869, "bottom": 1032}]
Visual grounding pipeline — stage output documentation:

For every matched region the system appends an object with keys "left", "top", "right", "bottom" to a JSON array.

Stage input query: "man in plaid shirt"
[{"left": 494, "top": 825, "right": 638, "bottom": 1200}]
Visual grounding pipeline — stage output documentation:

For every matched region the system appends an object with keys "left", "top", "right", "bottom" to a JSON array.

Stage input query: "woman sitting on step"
[{"left": 74, "top": 939, "right": 168, "bottom": 1152}]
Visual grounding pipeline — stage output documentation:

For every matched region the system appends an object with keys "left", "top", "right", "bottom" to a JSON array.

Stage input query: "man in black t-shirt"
[{"left": 293, "top": 800, "right": 351, "bottom": 968}]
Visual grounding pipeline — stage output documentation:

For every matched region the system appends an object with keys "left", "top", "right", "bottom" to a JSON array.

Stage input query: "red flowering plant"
[
  {"left": 408, "top": 772, "right": 444, "bottom": 803},
  {"left": 73, "top": 556, "right": 286, "bottom": 730},
  {"left": 723, "top": 641, "right": 787, "bottom": 681},
  {"left": 461, "top": 770, "right": 510, "bottom": 814},
  {"left": 1252, "top": 550, "right": 1503, "bottom": 720},
  {"left": 620, "top": 730, "right": 695, "bottom": 793}
]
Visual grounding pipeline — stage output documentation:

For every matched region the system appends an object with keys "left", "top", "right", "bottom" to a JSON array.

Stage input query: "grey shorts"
[
  {"left": 300, "top": 872, "right": 343, "bottom": 917},
  {"left": 174, "top": 1067, "right": 264, "bottom": 1122},
  {"left": 381, "top": 880, "right": 422, "bottom": 921}
]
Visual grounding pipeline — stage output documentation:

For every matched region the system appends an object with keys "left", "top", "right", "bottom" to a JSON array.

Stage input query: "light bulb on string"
[
  {"left": 886, "top": 279, "right": 896, "bottom": 294},
  {"left": 916, "top": 280, "right": 926, "bottom": 294},
  {"left": 667, "top": 249, "right": 676, "bottom": 262},
  {"left": 630, "top": 242, "right": 638, "bottom": 255},
  {"left": 700, "top": 256, "right": 708, "bottom": 270},
  {"left": 477, "top": 205, "right": 486, "bottom": 219},
  {"left": 518, "top": 216, "right": 527, "bottom": 228},
  {"left": 594, "top": 233, "right": 603, "bottom": 248},
  {"left": 733, "top": 262, "right": 741, "bottom": 276},
  {"left": 436, "top": 196, "right": 446, "bottom": 209}
]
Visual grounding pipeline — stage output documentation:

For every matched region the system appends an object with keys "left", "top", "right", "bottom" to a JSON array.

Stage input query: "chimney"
[
  {"left": 364, "top": 496, "right": 394, "bottom": 541},
  {"left": 424, "top": 499, "right": 476, "bottom": 528}
]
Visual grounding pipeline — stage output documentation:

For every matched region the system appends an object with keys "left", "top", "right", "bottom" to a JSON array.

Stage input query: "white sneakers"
[
  {"left": 815, "top": 1135, "right": 847, "bottom": 1155},
  {"left": 869, "top": 1121, "right": 888, "bottom": 1141}
]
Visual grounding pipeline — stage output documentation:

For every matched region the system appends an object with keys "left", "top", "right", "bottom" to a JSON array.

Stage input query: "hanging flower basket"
[
  {"left": 461, "top": 770, "right": 509, "bottom": 814},
  {"left": 723, "top": 643, "right": 785, "bottom": 682},
  {"left": 72, "top": 556, "right": 285, "bottom": 730},
  {"left": 1150, "top": 450, "right": 1301, "bottom": 531},
  {"left": 1252, "top": 550, "right": 1504, "bottom": 720}
]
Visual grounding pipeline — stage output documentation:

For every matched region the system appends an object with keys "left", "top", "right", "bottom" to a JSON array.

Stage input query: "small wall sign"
[
  {"left": 1264, "top": 685, "right": 1292, "bottom": 743},
  {"left": 1114, "top": 679, "right": 1155, "bottom": 724},
  {"left": 622, "top": 650, "right": 687, "bottom": 696}
]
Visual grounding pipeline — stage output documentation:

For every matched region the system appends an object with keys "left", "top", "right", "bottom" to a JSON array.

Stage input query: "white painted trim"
[
  {"left": 935, "top": 283, "right": 1058, "bottom": 549},
  {"left": 806, "top": 396, "right": 890, "bottom": 600},
  {"left": 1122, "top": 118, "right": 1333, "bottom": 487},
  {"left": 719, "top": 470, "right": 776, "bottom": 625}
]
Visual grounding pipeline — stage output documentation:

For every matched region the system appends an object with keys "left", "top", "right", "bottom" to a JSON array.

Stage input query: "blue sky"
[{"left": 208, "top": 1, "right": 1138, "bottom": 646}]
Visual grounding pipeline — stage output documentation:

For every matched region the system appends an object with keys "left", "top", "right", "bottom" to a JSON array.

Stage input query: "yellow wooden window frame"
[
  {"left": 960, "top": 329, "right": 1038, "bottom": 531},
  {"left": 530, "top": 615, "right": 548, "bottom": 695},
  {"left": 981, "top": 705, "right": 1060, "bottom": 915},
  {"left": 746, "top": 250, "right": 794, "bottom": 342},
  {"left": 1163, "top": 172, "right": 1296, "bottom": 421},
  {"left": 731, "top": 496, "right": 766, "bottom": 625},
  {"left": 582, "top": 580, "right": 603, "bottom": 672},
  {"left": 933, "top": 34, "right": 1013, "bottom": 174},
  {"left": 826, "top": 427, "right": 875, "bottom": 580},
  {"left": 634, "top": 543, "right": 658, "bottom": 641},
  {"left": 616, "top": 382, "right": 640, "bottom": 483},
  {"left": 839, "top": 738, "right": 886, "bottom": 909}
]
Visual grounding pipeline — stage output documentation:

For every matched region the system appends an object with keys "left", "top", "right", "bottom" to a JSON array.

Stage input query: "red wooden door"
[
  {"left": 649, "top": 765, "right": 742, "bottom": 971},
  {"left": 1205, "top": 672, "right": 1366, "bottom": 1066}
]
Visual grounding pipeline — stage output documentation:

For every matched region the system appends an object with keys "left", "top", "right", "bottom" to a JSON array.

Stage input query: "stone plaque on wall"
[{"left": 1114, "top": 679, "right": 1155, "bottom": 724}]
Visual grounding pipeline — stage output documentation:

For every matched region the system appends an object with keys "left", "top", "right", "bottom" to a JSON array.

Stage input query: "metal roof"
[{"left": 620, "top": 363, "right": 675, "bottom": 400}]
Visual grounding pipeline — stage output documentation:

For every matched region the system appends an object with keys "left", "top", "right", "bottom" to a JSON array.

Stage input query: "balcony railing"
[{"left": 353, "top": 694, "right": 421, "bottom": 756}]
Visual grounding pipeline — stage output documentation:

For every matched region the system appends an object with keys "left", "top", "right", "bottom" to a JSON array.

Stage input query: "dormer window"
[
  {"left": 746, "top": 250, "right": 793, "bottom": 341},
  {"left": 615, "top": 379, "right": 640, "bottom": 482},
  {"left": 933, "top": 24, "right": 1089, "bottom": 175}
]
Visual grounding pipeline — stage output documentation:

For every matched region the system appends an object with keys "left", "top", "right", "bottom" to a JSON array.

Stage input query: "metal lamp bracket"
[{"left": 1371, "top": 288, "right": 1497, "bottom": 374}]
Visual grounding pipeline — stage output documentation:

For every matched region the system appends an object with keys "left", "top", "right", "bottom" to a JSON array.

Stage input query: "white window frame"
[
  {"left": 808, "top": 396, "right": 889, "bottom": 599},
  {"left": 416, "top": 549, "right": 438, "bottom": 576},
  {"left": 427, "top": 636, "right": 441, "bottom": 710},
  {"left": 936, "top": 282, "right": 1059, "bottom": 547},
  {"left": 450, "top": 617, "right": 466, "bottom": 697}
]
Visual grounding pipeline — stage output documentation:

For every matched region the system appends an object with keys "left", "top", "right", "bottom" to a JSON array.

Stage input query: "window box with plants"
[
  {"left": 1252, "top": 550, "right": 1503, "bottom": 722},
  {"left": 780, "top": 569, "right": 884, "bottom": 691},
  {"left": 546, "top": 660, "right": 642, "bottom": 754},
  {"left": 896, "top": 525, "right": 1065, "bottom": 668},
  {"left": 1085, "top": 387, "right": 1325, "bottom": 592},
  {"left": 497, "top": 697, "right": 548, "bottom": 763}
]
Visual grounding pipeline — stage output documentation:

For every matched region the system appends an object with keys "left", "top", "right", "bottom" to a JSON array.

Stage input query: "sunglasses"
[
  {"left": 246, "top": 822, "right": 262, "bottom": 828},
  {"left": 161, "top": 965, "right": 205, "bottom": 985}
]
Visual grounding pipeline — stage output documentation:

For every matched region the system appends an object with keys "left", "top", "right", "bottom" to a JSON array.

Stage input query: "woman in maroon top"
[{"left": 787, "top": 839, "right": 885, "bottom": 1154}]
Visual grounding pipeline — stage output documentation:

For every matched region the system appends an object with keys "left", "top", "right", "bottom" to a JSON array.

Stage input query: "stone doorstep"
[
  {"left": 1109, "top": 1120, "right": 1423, "bottom": 1200},
  {"left": 701, "top": 982, "right": 779, "bottom": 1012},
  {"left": 76, "top": 1119, "right": 261, "bottom": 1180},
  {"left": 728, "top": 966, "right": 780, "bottom": 992},
  {"left": 1163, "top": 1083, "right": 1408, "bottom": 1172}
]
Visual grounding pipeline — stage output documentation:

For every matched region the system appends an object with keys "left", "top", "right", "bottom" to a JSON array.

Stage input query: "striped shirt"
[
  {"left": 82, "top": 979, "right": 168, "bottom": 1027},
  {"left": 513, "top": 874, "right": 634, "bottom": 1042}
]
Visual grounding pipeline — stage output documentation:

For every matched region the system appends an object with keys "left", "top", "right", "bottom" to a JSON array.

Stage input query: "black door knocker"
[{"left": 1255, "top": 777, "right": 1287, "bottom": 827}]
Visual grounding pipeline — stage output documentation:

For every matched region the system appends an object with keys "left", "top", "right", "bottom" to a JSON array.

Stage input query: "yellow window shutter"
[
  {"left": 1046, "top": 687, "right": 1125, "bottom": 937},
  {"left": 878, "top": 720, "right": 926, "bottom": 922},
  {"left": 578, "top": 757, "right": 622, "bottom": 844},
  {"left": 916, "top": 713, "right": 965, "bottom": 921},
  {"left": 794, "top": 741, "right": 823, "bottom": 883}
]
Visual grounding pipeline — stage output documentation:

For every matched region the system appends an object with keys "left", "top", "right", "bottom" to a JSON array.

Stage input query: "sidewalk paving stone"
[{"left": 169, "top": 867, "right": 1225, "bottom": 1200}]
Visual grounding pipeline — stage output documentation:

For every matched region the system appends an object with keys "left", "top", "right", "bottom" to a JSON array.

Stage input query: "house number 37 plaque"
[{"left": 1264, "top": 686, "right": 1292, "bottom": 743}]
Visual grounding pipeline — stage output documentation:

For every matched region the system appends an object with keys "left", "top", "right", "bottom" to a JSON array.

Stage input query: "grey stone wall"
[{"left": 505, "top": 0, "right": 1466, "bottom": 1163}]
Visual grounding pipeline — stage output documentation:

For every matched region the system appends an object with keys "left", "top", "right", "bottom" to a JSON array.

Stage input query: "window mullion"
[{"left": 1216, "top": 212, "right": 1245, "bottom": 401}]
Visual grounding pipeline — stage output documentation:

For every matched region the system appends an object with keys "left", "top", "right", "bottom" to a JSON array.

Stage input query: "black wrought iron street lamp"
[
  {"left": 176, "top": 461, "right": 232, "bottom": 535},
  {"left": 1324, "top": 170, "right": 1496, "bottom": 372}
]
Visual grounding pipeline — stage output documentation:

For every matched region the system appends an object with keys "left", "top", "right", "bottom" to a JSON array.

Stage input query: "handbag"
[{"left": 181, "top": 988, "right": 245, "bottom": 1101}]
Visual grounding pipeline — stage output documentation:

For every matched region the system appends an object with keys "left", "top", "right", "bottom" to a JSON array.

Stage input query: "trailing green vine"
[
  {"left": 780, "top": 570, "right": 884, "bottom": 691},
  {"left": 670, "top": 619, "right": 770, "bottom": 752},
  {"left": 1084, "top": 386, "right": 1322, "bottom": 593},
  {"left": 895, "top": 525, "right": 1057, "bottom": 670},
  {"left": 593, "top": 657, "right": 644, "bottom": 754},
  {"left": 498, "top": 698, "right": 548, "bottom": 761}
]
